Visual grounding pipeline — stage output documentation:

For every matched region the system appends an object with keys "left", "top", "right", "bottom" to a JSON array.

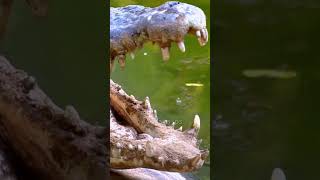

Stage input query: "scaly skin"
[
  {"left": 110, "top": 1, "right": 208, "bottom": 69},
  {"left": 110, "top": 1, "right": 209, "bottom": 173},
  {"left": 110, "top": 80, "right": 208, "bottom": 172}
]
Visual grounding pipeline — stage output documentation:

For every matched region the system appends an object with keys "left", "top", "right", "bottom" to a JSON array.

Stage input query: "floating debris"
[
  {"left": 185, "top": 83, "right": 204, "bottom": 87},
  {"left": 243, "top": 69, "right": 296, "bottom": 79}
]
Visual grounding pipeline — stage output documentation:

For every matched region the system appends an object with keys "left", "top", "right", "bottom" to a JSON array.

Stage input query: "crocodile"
[{"left": 110, "top": 1, "right": 209, "bottom": 176}]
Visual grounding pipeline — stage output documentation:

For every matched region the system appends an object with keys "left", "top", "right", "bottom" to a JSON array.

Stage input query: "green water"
[
  {"left": 213, "top": 1, "right": 320, "bottom": 180},
  {"left": 1, "top": 1, "right": 106, "bottom": 125},
  {"left": 110, "top": 0, "right": 211, "bottom": 179}
]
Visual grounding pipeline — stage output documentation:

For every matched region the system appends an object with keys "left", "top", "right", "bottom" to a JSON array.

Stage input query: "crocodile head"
[
  {"left": 110, "top": 80, "right": 209, "bottom": 172},
  {"left": 110, "top": 1, "right": 208, "bottom": 69},
  {"left": 110, "top": 1, "right": 209, "bottom": 173}
]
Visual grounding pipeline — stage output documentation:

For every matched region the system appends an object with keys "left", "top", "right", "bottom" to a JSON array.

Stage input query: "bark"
[{"left": 0, "top": 56, "right": 107, "bottom": 180}]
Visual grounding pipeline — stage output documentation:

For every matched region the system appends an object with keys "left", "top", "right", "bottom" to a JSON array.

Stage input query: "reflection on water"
[
  {"left": 111, "top": 0, "right": 210, "bottom": 179},
  {"left": 242, "top": 69, "right": 297, "bottom": 79},
  {"left": 214, "top": 0, "right": 320, "bottom": 179}
]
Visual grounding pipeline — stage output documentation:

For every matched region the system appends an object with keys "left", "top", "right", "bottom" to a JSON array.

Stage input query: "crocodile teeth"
[
  {"left": 203, "top": 28, "right": 209, "bottom": 42},
  {"left": 144, "top": 96, "right": 152, "bottom": 111},
  {"left": 137, "top": 144, "right": 143, "bottom": 151},
  {"left": 116, "top": 142, "right": 121, "bottom": 149},
  {"left": 171, "top": 121, "right": 175, "bottom": 127},
  {"left": 153, "top": 109, "right": 158, "bottom": 121},
  {"left": 128, "top": 144, "right": 134, "bottom": 150},
  {"left": 163, "top": 120, "right": 168, "bottom": 125},
  {"left": 191, "top": 155, "right": 202, "bottom": 167},
  {"left": 201, "top": 28, "right": 208, "bottom": 43},
  {"left": 161, "top": 47, "right": 170, "bottom": 61},
  {"left": 196, "top": 30, "right": 201, "bottom": 38},
  {"left": 158, "top": 156, "right": 165, "bottom": 167},
  {"left": 177, "top": 41, "right": 185, "bottom": 52},
  {"left": 177, "top": 126, "right": 182, "bottom": 131},
  {"left": 118, "top": 55, "right": 126, "bottom": 70},
  {"left": 196, "top": 29, "right": 208, "bottom": 46},
  {"left": 197, "top": 37, "right": 204, "bottom": 46},
  {"left": 193, "top": 114, "right": 200, "bottom": 131}
]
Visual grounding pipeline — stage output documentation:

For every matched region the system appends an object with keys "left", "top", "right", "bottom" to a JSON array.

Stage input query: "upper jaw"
[{"left": 110, "top": 1, "right": 209, "bottom": 69}]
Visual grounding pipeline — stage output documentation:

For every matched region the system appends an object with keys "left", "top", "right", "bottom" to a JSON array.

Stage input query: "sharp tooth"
[
  {"left": 191, "top": 155, "right": 202, "bottom": 167},
  {"left": 193, "top": 114, "right": 201, "bottom": 130},
  {"left": 118, "top": 55, "right": 126, "bottom": 70},
  {"left": 128, "top": 144, "right": 134, "bottom": 150},
  {"left": 171, "top": 121, "right": 175, "bottom": 127},
  {"left": 144, "top": 96, "right": 152, "bottom": 110},
  {"left": 153, "top": 109, "right": 158, "bottom": 121},
  {"left": 116, "top": 143, "right": 121, "bottom": 149},
  {"left": 197, "top": 37, "right": 205, "bottom": 46},
  {"left": 204, "top": 28, "right": 209, "bottom": 42},
  {"left": 158, "top": 156, "right": 165, "bottom": 167},
  {"left": 177, "top": 41, "right": 185, "bottom": 52},
  {"left": 161, "top": 47, "right": 170, "bottom": 61},
  {"left": 196, "top": 30, "right": 201, "bottom": 37},
  {"left": 201, "top": 29, "right": 208, "bottom": 44},
  {"left": 177, "top": 126, "right": 182, "bottom": 131},
  {"left": 130, "top": 53, "right": 135, "bottom": 59},
  {"left": 164, "top": 120, "right": 168, "bottom": 125},
  {"left": 130, "top": 95, "right": 135, "bottom": 99},
  {"left": 137, "top": 144, "right": 143, "bottom": 151}
]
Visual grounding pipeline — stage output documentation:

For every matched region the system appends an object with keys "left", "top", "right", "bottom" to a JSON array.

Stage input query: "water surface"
[
  {"left": 1, "top": 1, "right": 106, "bottom": 125},
  {"left": 213, "top": 0, "right": 320, "bottom": 179}
]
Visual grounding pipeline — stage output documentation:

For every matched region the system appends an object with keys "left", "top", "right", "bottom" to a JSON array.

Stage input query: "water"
[
  {"left": 1, "top": 1, "right": 106, "bottom": 125},
  {"left": 110, "top": 0, "right": 211, "bottom": 179},
  {"left": 213, "top": 0, "right": 320, "bottom": 180},
  {"left": 1, "top": 0, "right": 315, "bottom": 180}
]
